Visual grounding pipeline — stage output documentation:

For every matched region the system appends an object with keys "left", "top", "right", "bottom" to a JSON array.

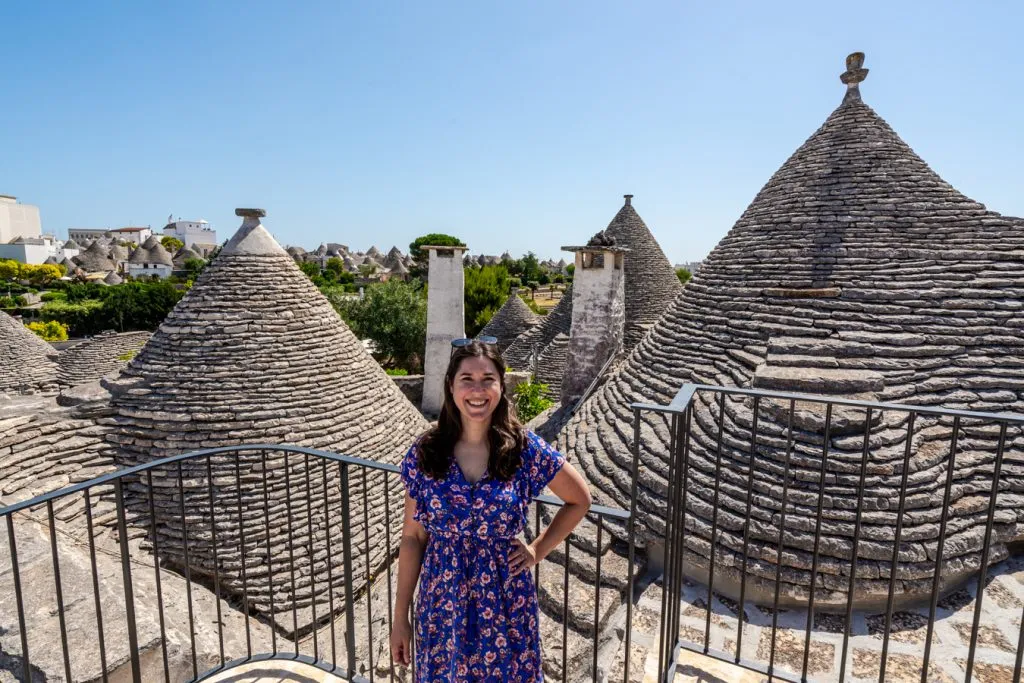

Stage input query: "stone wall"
[{"left": 57, "top": 330, "right": 150, "bottom": 387}]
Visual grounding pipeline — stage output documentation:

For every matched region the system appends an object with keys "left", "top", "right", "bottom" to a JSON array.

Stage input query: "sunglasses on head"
[{"left": 450, "top": 336, "right": 498, "bottom": 356}]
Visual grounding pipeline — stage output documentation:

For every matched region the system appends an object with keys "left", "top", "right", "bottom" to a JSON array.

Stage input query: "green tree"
[
  {"left": 299, "top": 262, "right": 321, "bottom": 279},
  {"left": 464, "top": 265, "right": 510, "bottom": 336},
  {"left": 358, "top": 262, "right": 379, "bottom": 279},
  {"left": 513, "top": 381, "right": 554, "bottom": 422},
  {"left": 325, "top": 257, "right": 347, "bottom": 280},
  {"left": 99, "top": 281, "right": 183, "bottom": 332},
  {"left": 161, "top": 235, "right": 185, "bottom": 252},
  {"left": 332, "top": 279, "right": 427, "bottom": 371},
  {"left": 408, "top": 234, "right": 465, "bottom": 279},
  {"left": 183, "top": 257, "right": 207, "bottom": 281},
  {"left": 526, "top": 280, "right": 539, "bottom": 300},
  {"left": 565, "top": 264, "right": 575, "bottom": 279},
  {"left": 520, "top": 252, "right": 542, "bottom": 284},
  {"left": 675, "top": 268, "right": 692, "bottom": 284}
]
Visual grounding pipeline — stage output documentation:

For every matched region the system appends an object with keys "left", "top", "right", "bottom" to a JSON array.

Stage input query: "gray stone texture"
[
  {"left": 556, "top": 69, "right": 1024, "bottom": 610},
  {"left": 479, "top": 290, "right": 540, "bottom": 353},
  {"left": 0, "top": 311, "right": 59, "bottom": 395},
  {"left": 504, "top": 287, "right": 574, "bottom": 376},
  {"left": 57, "top": 330, "right": 150, "bottom": 387},
  {"left": 598, "top": 197, "right": 681, "bottom": 350}
]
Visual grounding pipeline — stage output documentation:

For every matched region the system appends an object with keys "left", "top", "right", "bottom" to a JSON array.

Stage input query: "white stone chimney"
[
  {"left": 422, "top": 245, "right": 468, "bottom": 417},
  {"left": 560, "top": 242, "right": 627, "bottom": 406}
]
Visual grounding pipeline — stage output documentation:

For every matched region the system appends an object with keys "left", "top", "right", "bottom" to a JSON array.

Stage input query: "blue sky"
[{"left": 3, "top": 1, "right": 1022, "bottom": 262}]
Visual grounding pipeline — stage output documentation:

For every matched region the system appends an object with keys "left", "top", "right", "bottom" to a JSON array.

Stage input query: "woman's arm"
[
  {"left": 391, "top": 492, "right": 429, "bottom": 665},
  {"left": 510, "top": 462, "right": 592, "bottom": 574}
]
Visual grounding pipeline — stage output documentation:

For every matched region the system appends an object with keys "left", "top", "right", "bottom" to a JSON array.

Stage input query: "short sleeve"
[
  {"left": 399, "top": 443, "right": 421, "bottom": 500},
  {"left": 524, "top": 432, "right": 566, "bottom": 498}
]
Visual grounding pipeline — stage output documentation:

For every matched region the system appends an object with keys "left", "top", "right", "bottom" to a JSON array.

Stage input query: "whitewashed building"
[
  {"left": 163, "top": 219, "right": 217, "bottom": 249},
  {"left": 0, "top": 195, "right": 42, "bottom": 245},
  {"left": 107, "top": 226, "right": 152, "bottom": 245}
]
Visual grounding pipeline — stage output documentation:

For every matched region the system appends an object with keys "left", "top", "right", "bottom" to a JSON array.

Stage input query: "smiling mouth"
[{"left": 466, "top": 399, "right": 488, "bottom": 408}]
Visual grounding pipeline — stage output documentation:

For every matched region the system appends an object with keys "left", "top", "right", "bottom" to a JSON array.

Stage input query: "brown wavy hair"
[{"left": 417, "top": 340, "right": 527, "bottom": 482}]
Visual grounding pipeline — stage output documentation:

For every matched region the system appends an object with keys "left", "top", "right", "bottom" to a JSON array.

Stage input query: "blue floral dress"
[{"left": 400, "top": 431, "right": 566, "bottom": 682}]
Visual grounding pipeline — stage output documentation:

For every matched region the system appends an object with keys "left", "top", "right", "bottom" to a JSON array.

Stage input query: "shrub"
[
  {"left": 676, "top": 267, "right": 692, "bottom": 284},
  {"left": 514, "top": 381, "right": 554, "bottom": 422},
  {"left": 39, "top": 299, "right": 105, "bottom": 336},
  {"left": 40, "top": 291, "right": 66, "bottom": 302},
  {"left": 0, "top": 295, "right": 27, "bottom": 309},
  {"left": 385, "top": 368, "right": 409, "bottom": 376},
  {"left": 26, "top": 320, "right": 69, "bottom": 341}
]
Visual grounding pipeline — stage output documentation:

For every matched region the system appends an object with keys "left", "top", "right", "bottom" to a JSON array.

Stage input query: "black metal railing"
[
  {"left": 635, "top": 383, "right": 1024, "bottom": 683},
  {"left": 0, "top": 444, "right": 633, "bottom": 683}
]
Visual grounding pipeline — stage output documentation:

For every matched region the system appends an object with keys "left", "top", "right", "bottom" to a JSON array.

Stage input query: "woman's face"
[{"left": 450, "top": 355, "right": 503, "bottom": 425}]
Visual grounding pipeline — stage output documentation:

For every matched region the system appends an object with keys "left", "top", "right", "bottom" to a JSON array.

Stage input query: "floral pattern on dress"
[{"left": 400, "top": 430, "right": 566, "bottom": 682}]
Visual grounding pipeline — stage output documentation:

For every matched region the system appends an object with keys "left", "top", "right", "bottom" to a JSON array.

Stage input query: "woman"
[{"left": 390, "top": 339, "right": 592, "bottom": 681}]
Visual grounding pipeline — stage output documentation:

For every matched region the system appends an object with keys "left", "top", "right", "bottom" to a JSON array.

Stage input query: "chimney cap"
[
  {"left": 235, "top": 208, "right": 266, "bottom": 218},
  {"left": 623, "top": 194, "right": 633, "bottom": 206}
]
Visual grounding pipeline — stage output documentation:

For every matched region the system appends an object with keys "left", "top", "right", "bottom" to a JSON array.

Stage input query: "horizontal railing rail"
[
  {"left": 635, "top": 383, "right": 1024, "bottom": 683},
  {"left": 0, "top": 442, "right": 632, "bottom": 683}
]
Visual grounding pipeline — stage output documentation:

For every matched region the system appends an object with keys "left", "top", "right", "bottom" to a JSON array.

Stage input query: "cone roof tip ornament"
[
  {"left": 840, "top": 51, "right": 868, "bottom": 102},
  {"left": 222, "top": 207, "right": 288, "bottom": 256},
  {"left": 234, "top": 208, "right": 267, "bottom": 218}
]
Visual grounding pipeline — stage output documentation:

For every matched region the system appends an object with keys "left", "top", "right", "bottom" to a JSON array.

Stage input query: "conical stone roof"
[
  {"left": 109, "top": 243, "right": 130, "bottom": 261},
  {"left": 0, "top": 311, "right": 59, "bottom": 394},
  {"left": 504, "top": 287, "right": 573, "bottom": 372},
  {"left": 103, "top": 271, "right": 122, "bottom": 285},
  {"left": 558, "top": 54, "right": 1024, "bottom": 610},
  {"left": 63, "top": 239, "right": 80, "bottom": 250},
  {"left": 74, "top": 241, "right": 117, "bottom": 272},
  {"left": 599, "top": 196, "right": 681, "bottom": 349},
  {"left": 172, "top": 245, "right": 202, "bottom": 267},
  {"left": 109, "top": 209, "right": 429, "bottom": 633},
  {"left": 480, "top": 291, "right": 540, "bottom": 353}
]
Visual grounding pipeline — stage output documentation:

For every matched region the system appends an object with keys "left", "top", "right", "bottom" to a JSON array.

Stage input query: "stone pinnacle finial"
[
  {"left": 235, "top": 208, "right": 266, "bottom": 218},
  {"left": 840, "top": 52, "right": 868, "bottom": 102},
  {"left": 624, "top": 194, "right": 633, "bottom": 206}
]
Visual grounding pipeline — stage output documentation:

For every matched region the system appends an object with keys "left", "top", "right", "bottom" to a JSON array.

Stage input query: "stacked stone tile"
[
  {"left": 57, "top": 330, "right": 150, "bottom": 387},
  {"left": 504, "top": 286, "right": 573, "bottom": 373},
  {"left": 601, "top": 195, "right": 681, "bottom": 348},
  {"left": 107, "top": 209, "right": 429, "bottom": 635},
  {"left": 557, "top": 54, "right": 1024, "bottom": 610},
  {"left": 0, "top": 311, "right": 59, "bottom": 395},
  {"left": 479, "top": 290, "right": 540, "bottom": 352},
  {"left": 0, "top": 395, "right": 116, "bottom": 516}
]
